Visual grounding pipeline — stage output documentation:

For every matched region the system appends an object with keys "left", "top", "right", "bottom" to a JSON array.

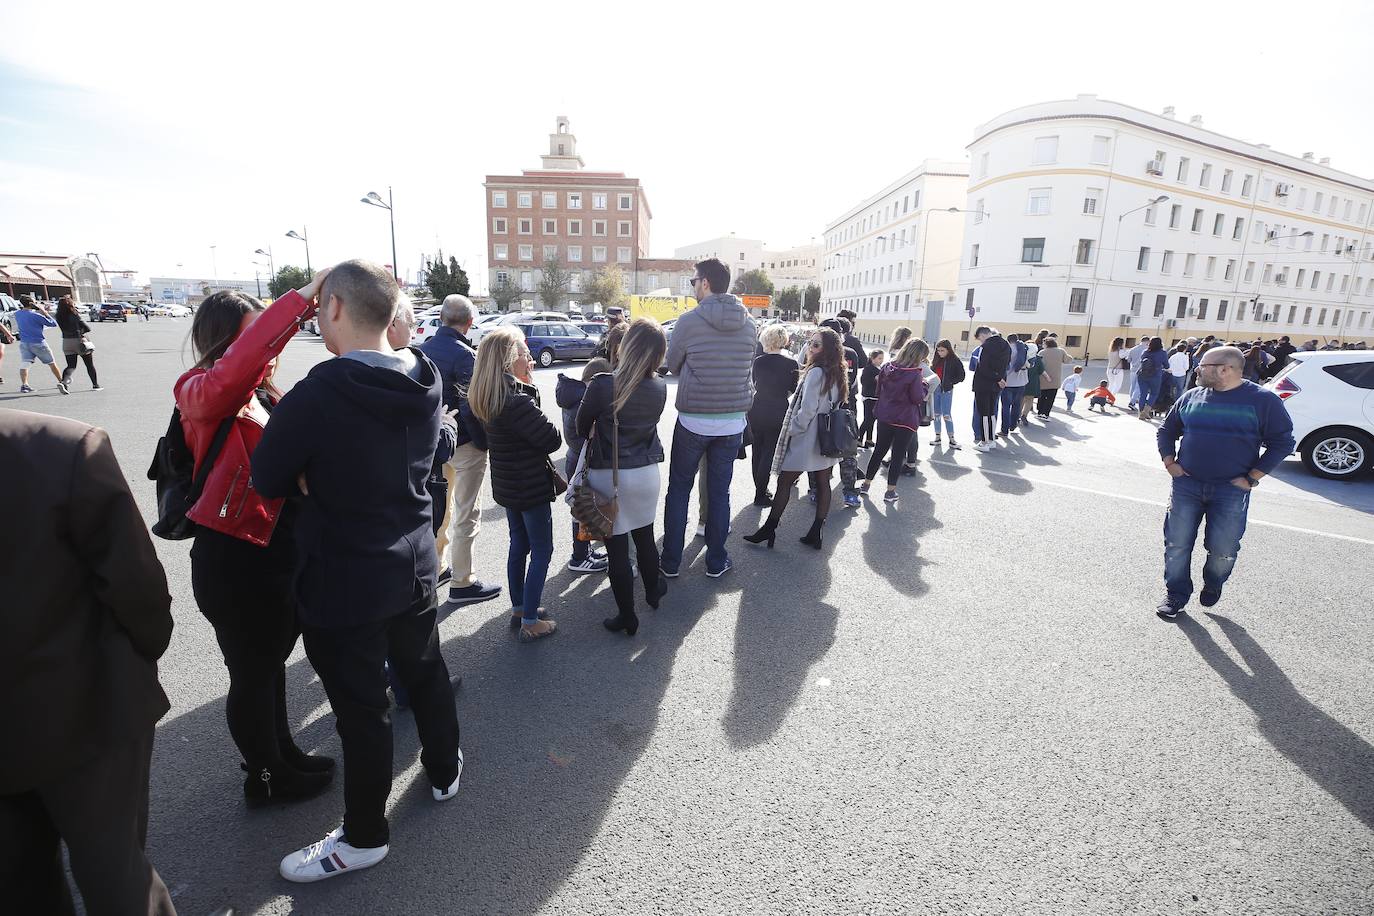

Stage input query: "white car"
[
  {"left": 469, "top": 311, "right": 566, "bottom": 345},
  {"left": 165, "top": 304, "right": 192, "bottom": 318},
  {"left": 1266, "top": 351, "right": 1374, "bottom": 480},
  {"left": 411, "top": 314, "right": 443, "bottom": 345}
]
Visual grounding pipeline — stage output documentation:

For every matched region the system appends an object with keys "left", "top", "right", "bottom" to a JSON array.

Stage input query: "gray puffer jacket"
[{"left": 664, "top": 293, "right": 756, "bottom": 415}]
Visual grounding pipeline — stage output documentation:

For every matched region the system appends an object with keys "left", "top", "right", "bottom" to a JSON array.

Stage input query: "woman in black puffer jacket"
[{"left": 463, "top": 326, "right": 562, "bottom": 642}]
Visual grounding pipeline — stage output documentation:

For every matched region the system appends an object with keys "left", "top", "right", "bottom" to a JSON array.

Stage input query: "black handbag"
[
  {"left": 817, "top": 404, "right": 858, "bottom": 458},
  {"left": 146, "top": 408, "right": 235, "bottom": 540}
]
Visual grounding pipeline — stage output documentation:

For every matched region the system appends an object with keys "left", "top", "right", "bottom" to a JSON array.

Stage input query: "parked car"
[
  {"left": 411, "top": 313, "right": 443, "bottom": 345},
  {"left": 575, "top": 322, "right": 605, "bottom": 345},
  {"left": 470, "top": 311, "right": 567, "bottom": 346},
  {"left": 1266, "top": 351, "right": 1374, "bottom": 480},
  {"left": 97, "top": 302, "right": 128, "bottom": 322},
  {"left": 515, "top": 320, "right": 598, "bottom": 367},
  {"left": 165, "top": 304, "right": 192, "bottom": 318}
]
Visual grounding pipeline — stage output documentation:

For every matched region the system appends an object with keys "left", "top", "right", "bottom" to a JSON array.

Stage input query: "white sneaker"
[
  {"left": 973, "top": 440, "right": 992, "bottom": 453},
  {"left": 279, "top": 827, "right": 388, "bottom": 883},
  {"left": 432, "top": 748, "right": 465, "bottom": 801}
]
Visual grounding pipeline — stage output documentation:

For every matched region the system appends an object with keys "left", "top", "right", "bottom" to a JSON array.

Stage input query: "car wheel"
[
  {"left": 538, "top": 348, "right": 555, "bottom": 368},
  {"left": 1301, "top": 428, "right": 1373, "bottom": 480}
]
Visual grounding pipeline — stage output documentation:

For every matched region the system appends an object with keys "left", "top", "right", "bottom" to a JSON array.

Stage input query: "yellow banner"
[{"left": 629, "top": 295, "right": 694, "bottom": 323}]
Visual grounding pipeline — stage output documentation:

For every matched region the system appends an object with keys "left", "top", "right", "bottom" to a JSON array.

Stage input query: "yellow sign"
[
  {"left": 740, "top": 295, "right": 771, "bottom": 309},
  {"left": 629, "top": 295, "right": 694, "bottom": 323}
]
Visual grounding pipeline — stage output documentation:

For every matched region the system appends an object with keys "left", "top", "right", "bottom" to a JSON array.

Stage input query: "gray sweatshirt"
[{"left": 664, "top": 293, "right": 757, "bottom": 415}]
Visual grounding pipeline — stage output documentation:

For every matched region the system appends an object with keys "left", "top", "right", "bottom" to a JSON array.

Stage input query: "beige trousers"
[{"left": 436, "top": 442, "right": 487, "bottom": 587}]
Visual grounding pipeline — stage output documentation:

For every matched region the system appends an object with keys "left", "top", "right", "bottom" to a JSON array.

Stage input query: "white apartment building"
[
  {"left": 673, "top": 234, "right": 765, "bottom": 284},
  {"left": 959, "top": 95, "right": 1374, "bottom": 356},
  {"left": 763, "top": 243, "right": 820, "bottom": 293},
  {"left": 820, "top": 159, "right": 971, "bottom": 346}
]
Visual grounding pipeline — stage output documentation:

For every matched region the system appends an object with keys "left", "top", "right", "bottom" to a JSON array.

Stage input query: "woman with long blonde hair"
[
  {"left": 576, "top": 318, "right": 669, "bottom": 635},
  {"left": 462, "top": 326, "right": 563, "bottom": 641}
]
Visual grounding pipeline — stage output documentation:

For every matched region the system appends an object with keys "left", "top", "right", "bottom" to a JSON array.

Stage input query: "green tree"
[
  {"left": 489, "top": 275, "right": 525, "bottom": 312},
  {"left": 268, "top": 265, "right": 310, "bottom": 298},
  {"left": 776, "top": 286, "right": 801, "bottom": 317},
  {"left": 584, "top": 264, "right": 628, "bottom": 312},
  {"left": 731, "top": 269, "right": 774, "bottom": 297},
  {"left": 538, "top": 257, "right": 572, "bottom": 311},
  {"left": 425, "top": 251, "right": 470, "bottom": 302},
  {"left": 803, "top": 283, "right": 821, "bottom": 321}
]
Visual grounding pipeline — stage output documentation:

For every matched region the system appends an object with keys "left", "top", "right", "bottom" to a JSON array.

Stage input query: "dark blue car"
[{"left": 516, "top": 320, "right": 598, "bottom": 367}]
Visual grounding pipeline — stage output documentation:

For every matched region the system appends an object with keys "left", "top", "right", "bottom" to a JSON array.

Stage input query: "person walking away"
[
  {"left": 821, "top": 317, "right": 867, "bottom": 500},
  {"left": 462, "top": 326, "right": 563, "bottom": 640},
  {"left": 1165, "top": 342, "right": 1190, "bottom": 407},
  {"left": 0, "top": 410, "right": 177, "bottom": 914},
  {"left": 929, "top": 339, "right": 963, "bottom": 449},
  {"left": 659, "top": 258, "right": 756, "bottom": 580},
  {"left": 1126, "top": 337, "right": 1148, "bottom": 409},
  {"left": 174, "top": 281, "right": 335, "bottom": 805},
  {"left": 556, "top": 357, "right": 612, "bottom": 572},
  {"left": 1036, "top": 336, "right": 1074, "bottom": 418},
  {"left": 1106, "top": 336, "right": 1127, "bottom": 394},
  {"left": 13, "top": 295, "right": 67, "bottom": 394},
  {"left": 55, "top": 296, "right": 100, "bottom": 390},
  {"left": 1062, "top": 366, "right": 1083, "bottom": 410},
  {"left": 748, "top": 324, "right": 800, "bottom": 507},
  {"left": 1083, "top": 378, "right": 1116, "bottom": 411},
  {"left": 419, "top": 294, "right": 501, "bottom": 606},
  {"left": 1154, "top": 345, "right": 1295, "bottom": 620},
  {"left": 1136, "top": 338, "right": 1169, "bottom": 420},
  {"left": 250, "top": 261, "right": 464, "bottom": 881},
  {"left": 858, "top": 337, "right": 929, "bottom": 503},
  {"left": 1272, "top": 335, "right": 1296, "bottom": 371},
  {"left": 971, "top": 326, "right": 1009, "bottom": 451},
  {"left": 744, "top": 327, "right": 847, "bottom": 549},
  {"left": 576, "top": 319, "right": 669, "bottom": 635},
  {"left": 999, "top": 334, "right": 1029, "bottom": 437},
  {"left": 858, "top": 349, "right": 884, "bottom": 448},
  {"left": 1021, "top": 348, "right": 1043, "bottom": 423}
]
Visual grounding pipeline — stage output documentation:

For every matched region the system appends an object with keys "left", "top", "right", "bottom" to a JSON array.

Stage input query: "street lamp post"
[
  {"left": 361, "top": 187, "right": 399, "bottom": 282},
  {"left": 1084, "top": 195, "right": 1169, "bottom": 360},
  {"left": 210, "top": 245, "right": 218, "bottom": 290},
  {"left": 254, "top": 247, "right": 275, "bottom": 284},
  {"left": 286, "top": 228, "right": 311, "bottom": 278}
]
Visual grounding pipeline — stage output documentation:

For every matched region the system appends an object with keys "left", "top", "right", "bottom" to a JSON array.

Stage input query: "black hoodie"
[{"left": 251, "top": 347, "right": 442, "bottom": 628}]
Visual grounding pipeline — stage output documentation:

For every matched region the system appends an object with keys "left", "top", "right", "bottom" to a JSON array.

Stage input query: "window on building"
[
  {"left": 1213, "top": 213, "right": 1225, "bottom": 236},
  {"left": 1021, "top": 238, "right": 1045, "bottom": 263},
  {"left": 520, "top": 270, "right": 533, "bottom": 288},
  {"left": 568, "top": 246, "right": 582, "bottom": 262},
  {"left": 1342, "top": 275, "right": 1350, "bottom": 293},
  {"left": 1233, "top": 217, "right": 1244, "bottom": 240},
  {"left": 974, "top": 199, "right": 985, "bottom": 224},
  {"left": 978, "top": 151, "right": 990, "bottom": 177},
  {"left": 966, "top": 288, "right": 975, "bottom": 310},
  {"left": 592, "top": 246, "right": 607, "bottom": 263},
  {"left": 1075, "top": 239, "right": 1093, "bottom": 265},
  {"left": 1199, "top": 163, "right": 1212, "bottom": 187},
  {"left": 542, "top": 191, "right": 557, "bottom": 208},
  {"left": 592, "top": 220, "right": 607, "bottom": 236},
  {"left": 618, "top": 194, "right": 632, "bottom": 210},
  {"left": 1090, "top": 135, "right": 1111, "bottom": 164},
  {"left": 492, "top": 191, "right": 507, "bottom": 208},
  {"left": 1297, "top": 188, "right": 1308, "bottom": 209},
  {"left": 1217, "top": 299, "right": 1229, "bottom": 321},
  {"left": 493, "top": 217, "right": 508, "bottom": 234},
  {"left": 1183, "top": 253, "right": 1196, "bottom": 276},
  {"left": 567, "top": 192, "right": 582, "bottom": 209},
  {"left": 1083, "top": 188, "right": 1102, "bottom": 215},
  {"left": 1205, "top": 256, "right": 1216, "bottom": 279},
  {"left": 1313, "top": 191, "right": 1325, "bottom": 212},
  {"left": 1221, "top": 170, "right": 1233, "bottom": 193},
  {"left": 617, "top": 247, "right": 630, "bottom": 263},
  {"left": 495, "top": 270, "right": 510, "bottom": 284},
  {"left": 518, "top": 218, "right": 532, "bottom": 234},
  {"left": 970, "top": 243, "right": 980, "bottom": 267},
  {"left": 493, "top": 244, "right": 508, "bottom": 260},
  {"left": 1262, "top": 264, "right": 1273, "bottom": 284},
  {"left": 518, "top": 245, "right": 533, "bottom": 260},
  {"left": 1068, "top": 288, "right": 1089, "bottom": 313},
  {"left": 1196, "top": 298, "right": 1209, "bottom": 320},
  {"left": 1014, "top": 287, "right": 1040, "bottom": 311},
  {"left": 1161, "top": 251, "right": 1174, "bottom": 274},
  {"left": 617, "top": 221, "right": 631, "bottom": 237},
  {"left": 1225, "top": 259, "right": 1236, "bottom": 280},
  {"left": 1144, "top": 203, "right": 1158, "bottom": 225},
  {"left": 1169, "top": 205, "right": 1182, "bottom": 228},
  {"left": 1026, "top": 188, "right": 1051, "bottom": 215},
  {"left": 1327, "top": 273, "right": 1336, "bottom": 291},
  {"left": 1296, "top": 268, "right": 1306, "bottom": 287},
  {"left": 1176, "top": 296, "right": 1189, "bottom": 319},
  {"left": 542, "top": 218, "right": 556, "bottom": 234},
  {"left": 1176, "top": 157, "right": 1190, "bottom": 182},
  {"left": 1288, "top": 305, "right": 1298, "bottom": 324},
  {"left": 1129, "top": 292, "right": 1142, "bottom": 315},
  {"left": 542, "top": 245, "right": 557, "bottom": 261},
  {"left": 591, "top": 193, "right": 607, "bottom": 210},
  {"left": 567, "top": 219, "right": 582, "bottom": 235},
  {"left": 1312, "top": 270, "right": 1321, "bottom": 289},
  {"left": 1260, "top": 179, "right": 1274, "bottom": 200},
  {"left": 1137, "top": 247, "right": 1151, "bottom": 271},
  {"left": 1241, "top": 174, "right": 1254, "bottom": 197},
  {"left": 1317, "top": 308, "right": 1327, "bottom": 325},
  {"left": 1191, "top": 208, "right": 1204, "bottom": 232},
  {"left": 1153, "top": 294, "right": 1166, "bottom": 317},
  {"left": 517, "top": 192, "right": 532, "bottom": 208},
  {"left": 1032, "top": 136, "right": 1058, "bottom": 164}
]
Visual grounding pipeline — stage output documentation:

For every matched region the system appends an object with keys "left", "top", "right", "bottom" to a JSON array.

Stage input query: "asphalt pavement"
[{"left": 3, "top": 319, "right": 1372, "bottom": 916}]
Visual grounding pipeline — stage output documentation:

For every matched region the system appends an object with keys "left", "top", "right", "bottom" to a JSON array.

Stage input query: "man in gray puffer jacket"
[{"left": 659, "top": 257, "right": 757, "bottom": 579}]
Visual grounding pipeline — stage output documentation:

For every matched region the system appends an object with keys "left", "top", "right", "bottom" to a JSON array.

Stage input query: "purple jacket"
[{"left": 873, "top": 363, "right": 927, "bottom": 430}]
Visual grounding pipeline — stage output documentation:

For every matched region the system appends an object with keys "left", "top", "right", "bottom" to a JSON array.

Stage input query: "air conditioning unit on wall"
[
  {"left": 1146, "top": 159, "right": 1165, "bottom": 176},
  {"left": 1120, "top": 314, "right": 1134, "bottom": 325},
  {"left": 1275, "top": 183, "right": 1292, "bottom": 197},
  {"left": 1166, "top": 319, "right": 1179, "bottom": 328}
]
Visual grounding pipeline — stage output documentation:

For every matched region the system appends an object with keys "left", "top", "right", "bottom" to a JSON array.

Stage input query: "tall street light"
[
  {"left": 361, "top": 187, "right": 398, "bottom": 282},
  {"left": 255, "top": 247, "right": 275, "bottom": 281},
  {"left": 251, "top": 260, "right": 270, "bottom": 298},
  {"left": 285, "top": 228, "right": 311, "bottom": 278},
  {"left": 1085, "top": 195, "right": 1169, "bottom": 359}
]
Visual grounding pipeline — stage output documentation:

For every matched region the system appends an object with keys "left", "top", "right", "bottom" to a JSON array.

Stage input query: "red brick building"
[{"left": 484, "top": 117, "right": 652, "bottom": 311}]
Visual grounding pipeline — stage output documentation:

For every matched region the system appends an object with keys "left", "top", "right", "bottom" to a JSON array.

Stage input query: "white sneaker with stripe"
[{"left": 279, "top": 826, "right": 388, "bottom": 883}]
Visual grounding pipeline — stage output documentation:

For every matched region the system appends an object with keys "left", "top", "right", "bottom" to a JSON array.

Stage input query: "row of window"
[
  {"left": 492, "top": 217, "right": 632, "bottom": 237},
  {"left": 493, "top": 244, "right": 634, "bottom": 264},
  {"left": 491, "top": 190, "right": 634, "bottom": 211},
  {"left": 824, "top": 190, "right": 923, "bottom": 249},
  {"left": 493, "top": 269, "right": 691, "bottom": 296},
  {"left": 987, "top": 134, "right": 1372, "bottom": 227}
]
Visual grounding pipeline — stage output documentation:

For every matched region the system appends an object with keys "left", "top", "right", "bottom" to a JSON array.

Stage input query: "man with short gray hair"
[
  {"left": 420, "top": 294, "right": 500, "bottom": 605},
  {"left": 1154, "top": 345, "right": 1294, "bottom": 620}
]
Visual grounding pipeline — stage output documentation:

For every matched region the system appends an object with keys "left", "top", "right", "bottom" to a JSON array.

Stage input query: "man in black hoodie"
[
  {"left": 251, "top": 260, "right": 463, "bottom": 883},
  {"left": 971, "top": 325, "right": 1010, "bottom": 452}
]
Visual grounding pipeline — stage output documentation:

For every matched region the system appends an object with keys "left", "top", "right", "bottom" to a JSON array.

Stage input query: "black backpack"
[
  {"left": 146, "top": 408, "right": 235, "bottom": 540},
  {"left": 1137, "top": 356, "right": 1159, "bottom": 379}
]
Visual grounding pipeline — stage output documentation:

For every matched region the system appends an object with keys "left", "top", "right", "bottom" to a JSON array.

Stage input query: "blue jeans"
[
  {"left": 1064, "top": 390, "right": 1077, "bottom": 410},
  {"left": 1129, "top": 371, "right": 1141, "bottom": 407},
  {"left": 1163, "top": 475, "right": 1250, "bottom": 605},
  {"left": 661, "top": 421, "right": 742, "bottom": 575},
  {"left": 932, "top": 387, "right": 955, "bottom": 438},
  {"left": 1137, "top": 372, "right": 1162, "bottom": 407},
  {"left": 999, "top": 385, "right": 1025, "bottom": 434},
  {"left": 506, "top": 503, "right": 554, "bottom": 624}
]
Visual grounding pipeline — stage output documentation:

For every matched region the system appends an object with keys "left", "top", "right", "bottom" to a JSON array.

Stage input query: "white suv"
[{"left": 1266, "top": 351, "right": 1374, "bottom": 479}]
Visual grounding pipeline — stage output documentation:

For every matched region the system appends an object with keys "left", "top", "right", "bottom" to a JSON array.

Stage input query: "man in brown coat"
[{"left": 0, "top": 408, "right": 177, "bottom": 915}]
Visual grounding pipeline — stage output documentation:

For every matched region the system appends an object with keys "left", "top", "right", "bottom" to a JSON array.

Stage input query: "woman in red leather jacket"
[{"left": 175, "top": 269, "right": 334, "bottom": 804}]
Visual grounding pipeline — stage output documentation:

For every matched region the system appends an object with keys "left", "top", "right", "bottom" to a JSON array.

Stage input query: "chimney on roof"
[
  {"left": 1162, "top": 106, "right": 1175, "bottom": 118},
  {"left": 1302, "top": 152, "right": 1315, "bottom": 161},
  {"left": 1319, "top": 157, "right": 1331, "bottom": 166},
  {"left": 1189, "top": 115, "right": 1203, "bottom": 127}
]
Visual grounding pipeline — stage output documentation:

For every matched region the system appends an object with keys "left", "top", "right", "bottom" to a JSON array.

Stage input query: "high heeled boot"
[
  {"left": 242, "top": 764, "right": 333, "bottom": 807},
  {"left": 799, "top": 518, "right": 824, "bottom": 550},
  {"left": 743, "top": 519, "right": 778, "bottom": 549}
]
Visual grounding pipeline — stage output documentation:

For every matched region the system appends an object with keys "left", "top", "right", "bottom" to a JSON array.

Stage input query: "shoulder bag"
[
  {"left": 146, "top": 408, "right": 236, "bottom": 540},
  {"left": 569, "top": 413, "right": 618, "bottom": 541},
  {"left": 817, "top": 388, "right": 858, "bottom": 458}
]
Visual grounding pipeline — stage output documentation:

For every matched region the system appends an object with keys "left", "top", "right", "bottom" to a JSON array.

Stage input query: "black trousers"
[
  {"left": 973, "top": 385, "right": 1000, "bottom": 441},
  {"left": 606, "top": 524, "right": 660, "bottom": 618},
  {"left": 864, "top": 422, "right": 915, "bottom": 487},
  {"left": 1036, "top": 388, "right": 1057, "bottom": 416},
  {"left": 858, "top": 397, "right": 878, "bottom": 443},
  {"left": 749, "top": 416, "right": 783, "bottom": 499},
  {"left": 61, "top": 352, "right": 98, "bottom": 386},
  {"left": 0, "top": 731, "right": 175, "bottom": 916},
  {"left": 191, "top": 527, "right": 302, "bottom": 772},
  {"left": 303, "top": 605, "right": 461, "bottom": 848}
]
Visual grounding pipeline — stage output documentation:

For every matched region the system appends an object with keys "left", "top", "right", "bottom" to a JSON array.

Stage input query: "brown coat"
[{"left": 0, "top": 409, "right": 173, "bottom": 793}]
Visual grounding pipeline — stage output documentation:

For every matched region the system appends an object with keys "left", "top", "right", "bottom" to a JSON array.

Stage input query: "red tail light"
[{"left": 1274, "top": 377, "right": 1300, "bottom": 400}]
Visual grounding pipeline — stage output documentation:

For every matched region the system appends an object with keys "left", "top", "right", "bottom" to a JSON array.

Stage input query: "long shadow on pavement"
[{"left": 1177, "top": 612, "right": 1374, "bottom": 831}]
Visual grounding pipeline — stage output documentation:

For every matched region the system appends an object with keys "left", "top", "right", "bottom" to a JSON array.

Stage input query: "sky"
[{"left": 3, "top": 0, "right": 1373, "bottom": 294}]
